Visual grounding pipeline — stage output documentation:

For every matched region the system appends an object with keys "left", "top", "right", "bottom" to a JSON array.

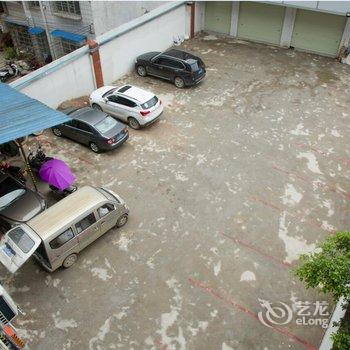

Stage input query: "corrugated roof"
[{"left": 0, "top": 83, "right": 70, "bottom": 144}]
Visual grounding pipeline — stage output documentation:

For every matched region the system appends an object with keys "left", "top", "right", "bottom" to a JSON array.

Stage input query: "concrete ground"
[{"left": 1, "top": 34, "right": 350, "bottom": 350}]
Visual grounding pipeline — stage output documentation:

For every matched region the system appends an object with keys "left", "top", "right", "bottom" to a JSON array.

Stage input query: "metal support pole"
[{"left": 17, "top": 141, "right": 37, "bottom": 192}]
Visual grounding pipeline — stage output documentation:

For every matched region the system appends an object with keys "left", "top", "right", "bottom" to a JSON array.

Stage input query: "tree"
[{"left": 295, "top": 231, "right": 350, "bottom": 350}]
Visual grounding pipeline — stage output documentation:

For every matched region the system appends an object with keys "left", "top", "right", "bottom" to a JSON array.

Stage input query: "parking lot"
[{"left": 1, "top": 34, "right": 350, "bottom": 349}]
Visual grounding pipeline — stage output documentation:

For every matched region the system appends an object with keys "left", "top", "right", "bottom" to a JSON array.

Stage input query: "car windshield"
[
  {"left": 0, "top": 176, "right": 21, "bottom": 197},
  {"left": 95, "top": 116, "right": 118, "bottom": 134},
  {"left": 141, "top": 96, "right": 158, "bottom": 109},
  {"left": 0, "top": 189, "right": 25, "bottom": 210},
  {"left": 8, "top": 226, "right": 35, "bottom": 253}
]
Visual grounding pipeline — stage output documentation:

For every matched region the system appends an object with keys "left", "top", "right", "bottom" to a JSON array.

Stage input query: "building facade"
[
  {"left": 203, "top": 1, "right": 350, "bottom": 57},
  {"left": 0, "top": 1, "right": 165, "bottom": 63}
]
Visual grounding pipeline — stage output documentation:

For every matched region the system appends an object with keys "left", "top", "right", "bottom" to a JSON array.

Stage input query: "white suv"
[{"left": 89, "top": 85, "right": 163, "bottom": 129}]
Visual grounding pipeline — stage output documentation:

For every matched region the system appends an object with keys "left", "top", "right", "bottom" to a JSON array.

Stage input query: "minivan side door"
[
  {"left": 74, "top": 212, "right": 101, "bottom": 250},
  {"left": 47, "top": 227, "right": 79, "bottom": 268},
  {"left": 97, "top": 202, "right": 118, "bottom": 232}
]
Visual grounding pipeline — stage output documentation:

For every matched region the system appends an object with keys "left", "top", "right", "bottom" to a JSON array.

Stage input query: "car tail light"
[
  {"left": 140, "top": 110, "right": 150, "bottom": 117},
  {"left": 107, "top": 138, "right": 115, "bottom": 144}
]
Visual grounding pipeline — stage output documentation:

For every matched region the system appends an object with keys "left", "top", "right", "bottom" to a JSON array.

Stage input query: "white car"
[{"left": 89, "top": 85, "right": 163, "bottom": 129}]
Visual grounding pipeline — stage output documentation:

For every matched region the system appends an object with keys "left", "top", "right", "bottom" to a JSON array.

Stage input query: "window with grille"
[
  {"left": 29, "top": 1, "right": 40, "bottom": 7},
  {"left": 61, "top": 38, "right": 80, "bottom": 55},
  {"left": 10, "top": 24, "right": 33, "bottom": 52},
  {"left": 55, "top": 1, "right": 81, "bottom": 15}
]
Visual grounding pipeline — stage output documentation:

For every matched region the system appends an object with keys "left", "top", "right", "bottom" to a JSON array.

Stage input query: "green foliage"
[
  {"left": 331, "top": 330, "right": 350, "bottom": 350},
  {"left": 4, "top": 47, "right": 17, "bottom": 60},
  {"left": 295, "top": 231, "right": 350, "bottom": 303}
]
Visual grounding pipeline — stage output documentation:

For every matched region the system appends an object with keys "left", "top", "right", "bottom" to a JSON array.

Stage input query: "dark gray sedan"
[{"left": 52, "top": 107, "right": 129, "bottom": 153}]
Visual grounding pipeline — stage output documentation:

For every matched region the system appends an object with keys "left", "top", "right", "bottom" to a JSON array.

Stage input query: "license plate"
[{"left": 3, "top": 246, "right": 14, "bottom": 257}]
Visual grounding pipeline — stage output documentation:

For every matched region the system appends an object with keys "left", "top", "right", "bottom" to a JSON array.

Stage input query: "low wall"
[{"left": 10, "top": 46, "right": 95, "bottom": 109}]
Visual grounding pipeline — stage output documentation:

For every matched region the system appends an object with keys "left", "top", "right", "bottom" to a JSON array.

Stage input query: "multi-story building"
[{"left": 0, "top": 1, "right": 165, "bottom": 63}]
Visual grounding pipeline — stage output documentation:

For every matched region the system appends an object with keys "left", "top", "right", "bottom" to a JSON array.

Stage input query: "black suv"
[{"left": 135, "top": 49, "right": 206, "bottom": 88}]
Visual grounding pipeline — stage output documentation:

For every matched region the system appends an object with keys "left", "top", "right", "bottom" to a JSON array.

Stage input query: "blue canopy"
[
  {"left": 0, "top": 83, "right": 70, "bottom": 144},
  {"left": 51, "top": 29, "right": 86, "bottom": 43},
  {"left": 29, "top": 27, "right": 45, "bottom": 35}
]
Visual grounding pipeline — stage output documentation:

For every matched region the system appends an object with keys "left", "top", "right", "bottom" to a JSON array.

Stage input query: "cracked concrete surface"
[{"left": 1, "top": 34, "right": 350, "bottom": 349}]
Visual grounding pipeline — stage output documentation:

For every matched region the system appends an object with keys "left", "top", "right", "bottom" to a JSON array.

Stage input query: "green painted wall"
[
  {"left": 204, "top": 1, "right": 232, "bottom": 35},
  {"left": 291, "top": 10, "right": 346, "bottom": 56},
  {"left": 237, "top": 2, "right": 285, "bottom": 45}
]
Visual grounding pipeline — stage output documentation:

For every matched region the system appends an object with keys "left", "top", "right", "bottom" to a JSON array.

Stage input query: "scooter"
[
  {"left": 49, "top": 184, "right": 78, "bottom": 199},
  {"left": 28, "top": 145, "right": 53, "bottom": 173},
  {"left": 0, "top": 63, "right": 19, "bottom": 83}
]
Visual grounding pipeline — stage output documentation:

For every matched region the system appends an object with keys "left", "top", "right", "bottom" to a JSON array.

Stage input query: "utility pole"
[{"left": 39, "top": 1, "right": 56, "bottom": 60}]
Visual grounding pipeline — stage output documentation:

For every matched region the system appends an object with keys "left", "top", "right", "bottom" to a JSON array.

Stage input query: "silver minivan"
[{"left": 0, "top": 186, "right": 129, "bottom": 273}]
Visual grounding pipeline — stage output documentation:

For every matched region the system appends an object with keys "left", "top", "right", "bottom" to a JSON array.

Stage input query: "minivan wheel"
[
  {"left": 174, "top": 77, "right": 185, "bottom": 88},
  {"left": 52, "top": 128, "right": 62, "bottom": 137},
  {"left": 128, "top": 117, "right": 140, "bottom": 130},
  {"left": 90, "top": 142, "right": 100, "bottom": 153},
  {"left": 136, "top": 65, "right": 147, "bottom": 77},
  {"left": 116, "top": 214, "right": 128, "bottom": 228},
  {"left": 63, "top": 254, "right": 77, "bottom": 268},
  {"left": 92, "top": 103, "right": 102, "bottom": 111}
]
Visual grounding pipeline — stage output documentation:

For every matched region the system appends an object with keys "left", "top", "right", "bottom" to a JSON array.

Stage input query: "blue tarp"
[
  {"left": 0, "top": 83, "right": 70, "bottom": 145},
  {"left": 28, "top": 27, "right": 45, "bottom": 35},
  {"left": 51, "top": 29, "right": 86, "bottom": 43}
]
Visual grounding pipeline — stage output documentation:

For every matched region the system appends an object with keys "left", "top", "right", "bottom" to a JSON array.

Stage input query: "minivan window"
[
  {"left": 49, "top": 228, "right": 74, "bottom": 249},
  {"left": 95, "top": 116, "right": 118, "bottom": 134},
  {"left": 8, "top": 227, "right": 35, "bottom": 253},
  {"left": 0, "top": 189, "right": 25, "bottom": 210},
  {"left": 75, "top": 213, "right": 96, "bottom": 234},
  {"left": 98, "top": 204, "right": 115, "bottom": 218},
  {"left": 141, "top": 96, "right": 158, "bottom": 109}
]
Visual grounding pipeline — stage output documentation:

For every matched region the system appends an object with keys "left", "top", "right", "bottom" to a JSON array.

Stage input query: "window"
[
  {"left": 141, "top": 96, "right": 159, "bottom": 109},
  {"left": 114, "top": 96, "right": 137, "bottom": 108},
  {"left": 50, "top": 228, "right": 74, "bottom": 249},
  {"left": 75, "top": 213, "right": 96, "bottom": 234},
  {"left": 98, "top": 204, "right": 115, "bottom": 218},
  {"left": 76, "top": 121, "right": 92, "bottom": 133},
  {"left": 54, "top": 1, "right": 81, "bottom": 15},
  {"left": 61, "top": 38, "right": 80, "bottom": 55},
  {"left": 8, "top": 227, "right": 35, "bottom": 253},
  {"left": 95, "top": 116, "right": 118, "bottom": 134},
  {"left": 30, "top": 1, "right": 40, "bottom": 8},
  {"left": 118, "top": 85, "right": 131, "bottom": 93},
  {"left": 107, "top": 95, "right": 119, "bottom": 103},
  {"left": 9, "top": 24, "right": 33, "bottom": 52},
  {"left": 157, "top": 57, "right": 184, "bottom": 70}
]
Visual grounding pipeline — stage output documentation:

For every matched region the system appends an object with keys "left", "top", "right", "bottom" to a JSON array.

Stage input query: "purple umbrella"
[{"left": 39, "top": 159, "right": 76, "bottom": 191}]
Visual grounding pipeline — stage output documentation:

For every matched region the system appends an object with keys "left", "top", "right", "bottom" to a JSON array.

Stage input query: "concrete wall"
[
  {"left": 98, "top": 2, "right": 187, "bottom": 85},
  {"left": 91, "top": 1, "right": 168, "bottom": 36},
  {"left": 10, "top": 46, "right": 95, "bottom": 109}
]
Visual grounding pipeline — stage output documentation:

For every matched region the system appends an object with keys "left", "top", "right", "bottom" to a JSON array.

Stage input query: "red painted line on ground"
[
  {"left": 294, "top": 142, "right": 350, "bottom": 166},
  {"left": 220, "top": 232, "right": 292, "bottom": 268},
  {"left": 77, "top": 156, "right": 95, "bottom": 166},
  {"left": 188, "top": 277, "right": 318, "bottom": 350},
  {"left": 272, "top": 164, "right": 350, "bottom": 200},
  {"left": 251, "top": 196, "right": 336, "bottom": 234}
]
